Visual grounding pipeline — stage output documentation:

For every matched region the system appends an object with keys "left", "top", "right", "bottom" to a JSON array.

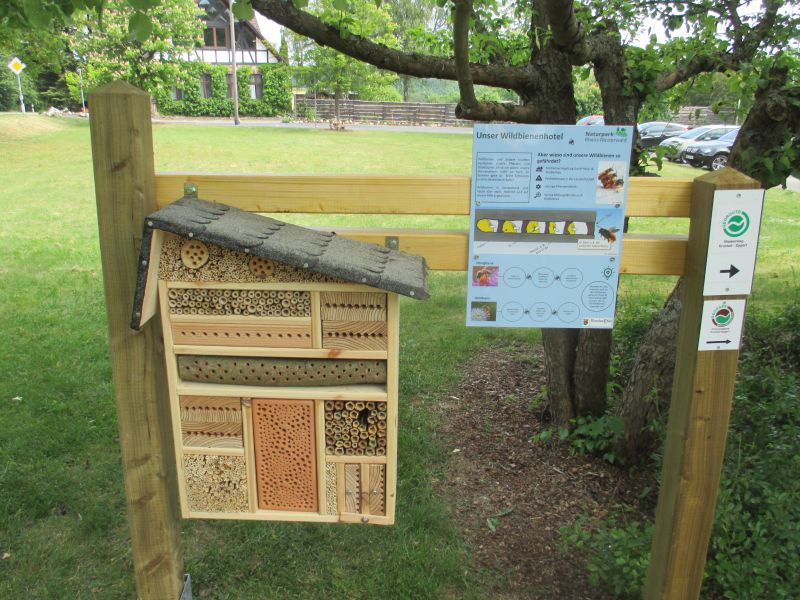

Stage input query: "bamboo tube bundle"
[{"left": 323, "top": 400, "right": 389, "bottom": 455}]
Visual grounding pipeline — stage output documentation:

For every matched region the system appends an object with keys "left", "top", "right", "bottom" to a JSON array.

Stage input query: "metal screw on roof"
[
  {"left": 361, "top": 278, "right": 367, "bottom": 283},
  {"left": 147, "top": 221, "right": 154, "bottom": 227},
  {"left": 303, "top": 263, "right": 309, "bottom": 268},
  {"left": 188, "top": 232, "right": 194, "bottom": 238},
  {"left": 409, "top": 291, "right": 415, "bottom": 296},
  {"left": 141, "top": 260, "right": 147, "bottom": 266},
  {"left": 244, "top": 248, "right": 250, "bottom": 253}
]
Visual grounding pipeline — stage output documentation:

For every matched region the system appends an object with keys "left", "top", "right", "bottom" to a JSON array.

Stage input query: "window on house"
[
  {"left": 203, "top": 26, "right": 228, "bottom": 48},
  {"left": 250, "top": 74, "right": 263, "bottom": 100},
  {"left": 200, "top": 74, "right": 212, "bottom": 99},
  {"left": 171, "top": 87, "right": 184, "bottom": 101}
]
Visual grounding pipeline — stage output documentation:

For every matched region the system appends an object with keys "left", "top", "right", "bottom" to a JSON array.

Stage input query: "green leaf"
[
  {"left": 233, "top": 1, "right": 255, "bottom": 21},
  {"left": 23, "top": 0, "right": 52, "bottom": 28},
  {"left": 129, "top": 12, "right": 153, "bottom": 42},
  {"left": 128, "top": 0, "right": 157, "bottom": 10},
  {"left": 332, "top": 0, "right": 349, "bottom": 11},
  {"left": 486, "top": 517, "right": 498, "bottom": 532},
  {"left": 293, "top": 0, "right": 310, "bottom": 8}
]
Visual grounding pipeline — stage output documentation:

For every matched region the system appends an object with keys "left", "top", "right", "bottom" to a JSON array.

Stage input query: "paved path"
[{"left": 151, "top": 116, "right": 472, "bottom": 135}]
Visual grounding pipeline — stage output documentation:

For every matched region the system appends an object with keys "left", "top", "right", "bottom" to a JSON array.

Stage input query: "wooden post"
[
  {"left": 644, "top": 168, "right": 761, "bottom": 600},
  {"left": 89, "top": 81, "right": 183, "bottom": 599}
]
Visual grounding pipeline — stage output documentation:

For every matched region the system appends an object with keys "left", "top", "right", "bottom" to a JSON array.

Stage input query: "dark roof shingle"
[{"left": 131, "top": 197, "right": 428, "bottom": 329}]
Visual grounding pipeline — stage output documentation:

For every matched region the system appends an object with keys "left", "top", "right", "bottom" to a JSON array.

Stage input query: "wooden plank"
[
  {"left": 315, "top": 399, "right": 327, "bottom": 515},
  {"left": 170, "top": 320, "right": 313, "bottom": 348},
  {"left": 167, "top": 281, "right": 381, "bottom": 293},
  {"left": 172, "top": 345, "right": 387, "bottom": 360},
  {"left": 90, "top": 83, "right": 183, "bottom": 600},
  {"left": 325, "top": 455, "right": 387, "bottom": 464},
  {"left": 181, "top": 421, "right": 242, "bottom": 448},
  {"left": 187, "top": 510, "right": 338, "bottom": 523},
  {"left": 338, "top": 513, "right": 392, "bottom": 526},
  {"left": 138, "top": 229, "right": 163, "bottom": 328},
  {"left": 322, "top": 320, "right": 388, "bottom": 351},
  {"left": 645, "top": 168, "right": 761, "bottom": 600},
  {"left": 320, "top": 292, "right": 387, "bottom": 321},
  {"left": 344, "top": 464, "right": 361, "bottom": 513},
  {"left": 155, "top": 173, "right": 693, "bottom": 218},
  {"left": 158, "top": 281, "right": 190, "bottom": 517},
  {"left": 179, "top": 395, "right": 242, "bottom": 416},
  {"left": 329, "top": 229, "right": 688, "bottom": 275},
  {"left": 368, "top": 464, "right": 385, "bottom": 516},
  {"left": 182, "top": 446, "right": 245, "bottom": 456},
  {"left": 155, "top": 173, "right": 471, "bottom": 214},
  {"left": 176, "top": 381, "right": 388, "bottom": 401},
  {"left": 384, "top": 293, "right": 399, "bottom": 524},
  {"left": 241, "top": 399, "right": 259, "bottom": 512},
  {"left": 311, "top": 291, "right": 322, "bottom": 349},
  {"left": 360, "top": 463, "right": 371, "bottom": 516}
]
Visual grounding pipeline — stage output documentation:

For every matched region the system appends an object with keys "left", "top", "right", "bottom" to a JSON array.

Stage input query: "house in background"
[{"left": 170, "top": 0, "right": 284, "bottom": 103}]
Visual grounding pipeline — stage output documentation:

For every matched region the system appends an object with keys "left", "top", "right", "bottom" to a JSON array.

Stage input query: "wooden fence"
[
  {"left": 294, "top": 95, "right": 466, "bottom": 126},
  {"left": 90, "top": 82, "right": 759, "bottom": 600}
]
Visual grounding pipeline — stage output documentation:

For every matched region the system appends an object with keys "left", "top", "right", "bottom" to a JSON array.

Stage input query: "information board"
[{"left": 466, "top": 124, "right": 633, "bottom": 328}]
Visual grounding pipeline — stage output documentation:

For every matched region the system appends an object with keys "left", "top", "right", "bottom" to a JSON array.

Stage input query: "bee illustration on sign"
[{"left": 598, "top": 226, "right": 619, "bottom": 244}]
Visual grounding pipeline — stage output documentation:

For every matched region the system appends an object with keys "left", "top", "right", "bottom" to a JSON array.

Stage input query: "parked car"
[
  {"left": 638, "top": 121, "right": 690, "bottom": 148},
  {"left": 576, "top": 115, "right": 604, "bottom": 126},
  {"left": 658, "top": 125, "right": 739, "bottom": 163},
  {"left": 684, "top": 128, "right": 740, "bottom": 170}
]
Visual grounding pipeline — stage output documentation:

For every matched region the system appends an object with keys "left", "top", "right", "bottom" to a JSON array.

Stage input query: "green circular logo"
[
  {"left": 723, "top": 211, "right": 750, "bottom": 237},
  {"left": 712, "top": 305, "right": 734, "bottom": 327}
]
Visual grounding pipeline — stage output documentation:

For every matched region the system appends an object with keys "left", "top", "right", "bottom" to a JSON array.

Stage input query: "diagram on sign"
[{"left": 467, "top": 124, "right": 633, "bottom": 329}]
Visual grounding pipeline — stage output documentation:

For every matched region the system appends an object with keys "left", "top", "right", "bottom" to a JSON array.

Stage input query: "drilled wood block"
[
  {"left": 183, "top": 454, "right": 248, "bottom": 513},
  {"left": 171, "top": 320, "right": 313, "bottom": 348},
  {"left": 252, "top": 399, "right": 317, "bottom": 512},
  {"left": 368, "top": 465, "right": 385, "bottom": 516},
  {"left": 325, "top": 463, "right": 337, "bottom": 516},
  {"left": 180, "top": 396, "right": 242, "bottom": 422},
  {"left": 177, "top": 356, "right": 386, "bottom": 387},
  {"left": 320, "top": 292, "right": 387, "bottom": 321},
  {"left": 181, "top": 421, "right": 243, "bottom": 449},
  {"left": 344, "top": 464, "right": 361, "bottom": 513},
  {"left": 322, "top": 320, "right": 388, "bottom": 350}
]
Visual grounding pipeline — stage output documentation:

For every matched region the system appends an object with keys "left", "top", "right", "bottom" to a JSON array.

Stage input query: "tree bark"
[
  {"left": 615, "top": 278, "right": 685, "bottom": 461},
  {"left": 402, "top": 75, "right": 410, "bottom": 103}
]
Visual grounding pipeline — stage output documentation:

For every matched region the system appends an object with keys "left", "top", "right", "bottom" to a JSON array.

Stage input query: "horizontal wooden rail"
[
  {"left": 155, "top": 173, "right": 693, "bottom": 218},
  {"left": 331, "top": 229, "right": 687, "bottom": 275}
]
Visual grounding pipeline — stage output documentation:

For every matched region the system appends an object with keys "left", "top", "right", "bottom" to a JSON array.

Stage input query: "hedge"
[{"left": 153, "top": 62, "right": 292, "bottom": 117}]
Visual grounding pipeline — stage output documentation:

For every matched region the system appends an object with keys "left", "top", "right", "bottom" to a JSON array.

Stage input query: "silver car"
[{"left": 658, "top": 125, "right": 739, "bottom": 163}]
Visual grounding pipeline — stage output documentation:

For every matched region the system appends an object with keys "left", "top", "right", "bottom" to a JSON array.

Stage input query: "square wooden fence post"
[
  {"left": 644, "top": 168, "right": 761, "bottom": 599},
  {"left": 89, "top": 81, "right": 184, "bottom": 599}
]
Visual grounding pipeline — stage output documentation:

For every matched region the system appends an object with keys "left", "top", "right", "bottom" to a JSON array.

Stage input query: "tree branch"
[
  {"left": 453, "top": 0, "right": 477, "bottom": 109},
  {"left": 250, "top": 0, "right": 538, "bottom": 91},
  {"left": 542, "top": 0, "right": 589, "bottom": 63}
]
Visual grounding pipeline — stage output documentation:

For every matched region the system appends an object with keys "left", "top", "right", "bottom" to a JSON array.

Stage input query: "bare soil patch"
[{"left": 434, "top": 342, "right": 654, "bottom": 599}]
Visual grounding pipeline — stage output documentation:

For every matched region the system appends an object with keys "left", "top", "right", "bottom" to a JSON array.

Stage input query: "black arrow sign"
[
  {"left": 720, "top": 265, "right": 740, "bottom": 278},
  {"left": 706, "top": 339, "right": 732, "bottom": 345}
]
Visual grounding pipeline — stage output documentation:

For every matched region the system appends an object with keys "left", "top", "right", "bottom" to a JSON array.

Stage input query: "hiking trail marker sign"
[
  {"left": 466, "top": 123, "right": 633, "bottom": 329},
  {"left": 703, "top": 189, "right": 764, "bottom": 296}
]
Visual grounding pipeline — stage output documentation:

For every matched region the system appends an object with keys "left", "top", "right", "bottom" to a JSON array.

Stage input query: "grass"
[{"left": 0, "top": 113, "right": 797, "bottom": 598}]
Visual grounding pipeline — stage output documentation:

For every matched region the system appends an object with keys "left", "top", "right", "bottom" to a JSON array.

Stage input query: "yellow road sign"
[{"left": 8, "top": 57, "right": 25, "bottom": 74}]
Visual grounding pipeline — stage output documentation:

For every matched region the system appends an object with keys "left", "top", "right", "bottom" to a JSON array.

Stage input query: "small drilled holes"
[
  {"left": 249, "top": 256, "right": 276, "bottom": 278},
  {"left": 180, "top": 240, "right": 209, "bottom": 270}
]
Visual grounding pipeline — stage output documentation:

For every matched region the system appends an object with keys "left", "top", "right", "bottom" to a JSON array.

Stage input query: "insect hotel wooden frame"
[
  {"left": 130, "top": 197, "right": 427, "bottom": 523},
  {"left": 90, "top": 83, "right": 762, "bottom": 600}
]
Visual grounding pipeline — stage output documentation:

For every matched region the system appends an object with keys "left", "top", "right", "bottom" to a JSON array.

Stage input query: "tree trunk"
[
  {"left": 615, "top": 278, "right": 685, "bottom": 461},
  {"left": 334, "top": 86, "right": 341, "bottom": 123},
  {"left": 402, "top": 75, "right": 410, "bottom": 103}
]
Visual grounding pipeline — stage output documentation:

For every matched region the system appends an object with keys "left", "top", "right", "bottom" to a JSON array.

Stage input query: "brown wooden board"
[
  {"left": 320, "top": 292, "right": 387, "bottom": 321},
  {"left": 251, "top": 398, "right": 318, "bottom": 512},
  {"left": 322, "top": 320, "right": 388, "bottom": 350},
  {"left": 171, "top": 321, "right": 313, "bottom": 348}
]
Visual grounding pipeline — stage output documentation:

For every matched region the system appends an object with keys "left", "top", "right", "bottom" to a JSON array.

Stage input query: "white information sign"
[
  {"left": 466, "top": 124, "right": 633, "bottom": 329},
  {"left": 698, "top": 299, "right": 747, "bottom": 351},
  {"left": 703, "top": 189, "right": 764, "bottom": 296}
]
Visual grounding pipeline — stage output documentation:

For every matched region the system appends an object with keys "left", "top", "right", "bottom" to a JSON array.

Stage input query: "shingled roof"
[{"left": 131, "top": 197, "right": 428, "bottom": 329}]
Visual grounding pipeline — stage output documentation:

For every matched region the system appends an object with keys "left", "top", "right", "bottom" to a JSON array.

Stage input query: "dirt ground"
[{"left": 434, "top": 342, "right": 654, "bottom": 599}]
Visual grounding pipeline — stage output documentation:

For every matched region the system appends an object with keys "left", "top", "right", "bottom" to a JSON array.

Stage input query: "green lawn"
[{"left": 0, "top": 113, "right": 797, "bottom": 599}]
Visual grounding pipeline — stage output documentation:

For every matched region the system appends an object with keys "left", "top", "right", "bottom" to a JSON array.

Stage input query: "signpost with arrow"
[{"left": 7, "top": 56, "right": 26, "bottom": 113}]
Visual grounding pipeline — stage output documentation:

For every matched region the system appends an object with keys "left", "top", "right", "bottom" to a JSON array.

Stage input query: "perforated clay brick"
[{"left": 252, "top": 399, "right": 318, "bottom": 512}]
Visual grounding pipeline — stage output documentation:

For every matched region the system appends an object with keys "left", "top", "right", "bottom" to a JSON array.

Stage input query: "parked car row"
[{"left": 576, "top": 116, "right": 740, "bottom": 171}]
